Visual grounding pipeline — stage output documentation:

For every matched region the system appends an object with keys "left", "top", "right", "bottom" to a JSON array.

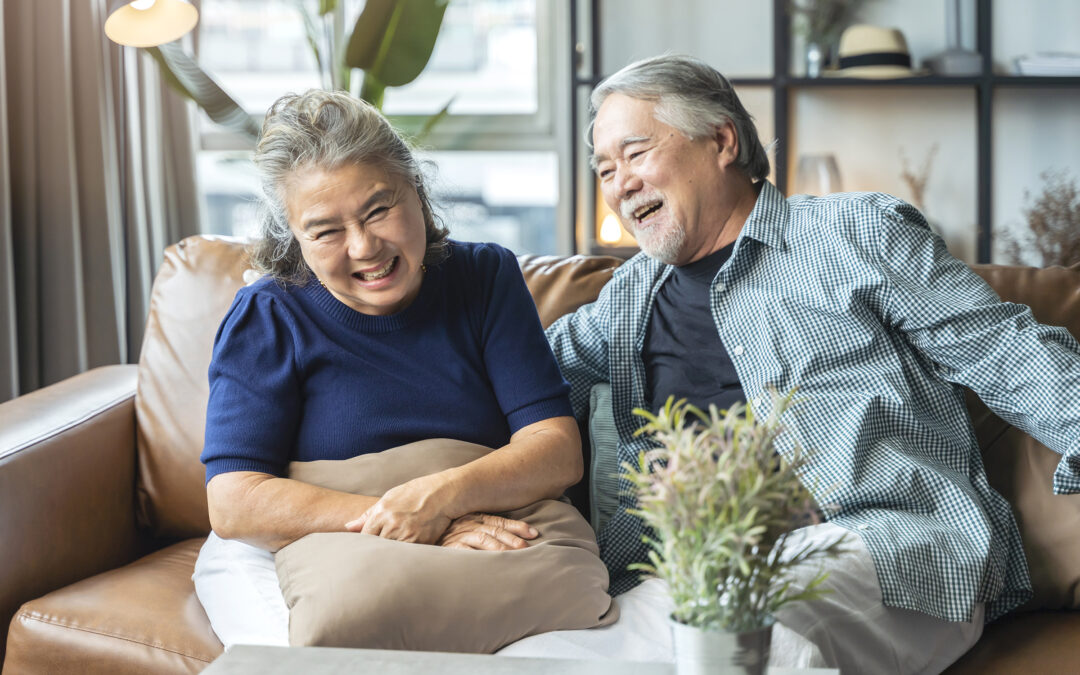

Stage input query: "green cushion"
[{"left": 588, "top": 383, "right": 621, "bottom": 533}]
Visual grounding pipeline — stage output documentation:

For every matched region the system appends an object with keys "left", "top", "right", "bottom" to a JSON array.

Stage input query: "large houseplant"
[
  {"left": 623, "top": 391, "right": 845, "bottom": 674},
  {"left": 147, "top": 0, "right": 450, "bottom": 140}
]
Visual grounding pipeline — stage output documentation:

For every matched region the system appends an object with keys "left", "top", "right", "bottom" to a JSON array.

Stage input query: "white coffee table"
[{"left": 203, "top": 645, "right": 838, "bottom": 674}]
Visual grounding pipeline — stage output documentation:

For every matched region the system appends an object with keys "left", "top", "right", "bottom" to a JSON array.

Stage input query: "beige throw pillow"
[{"left": 276, "top": 439, "right": 618, "bottom": 652}]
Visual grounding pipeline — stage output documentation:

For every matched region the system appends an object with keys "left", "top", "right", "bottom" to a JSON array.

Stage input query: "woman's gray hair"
[
  {"left": 589, "top": 54, "right": 770, "bottom": 181},
  {"left": 249, "top": 89, "right": 448, "bottom": 284}
]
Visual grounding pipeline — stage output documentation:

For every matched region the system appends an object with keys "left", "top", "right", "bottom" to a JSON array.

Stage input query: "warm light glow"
[
  {"left": 591, "top": 176, "right": 637, "bottom": 249},
  {"left": 130, "top": 0, "right": 156, "bottom": 10},
  {"left": 599, "top": 214, "right": 623, "bottom": 244}
]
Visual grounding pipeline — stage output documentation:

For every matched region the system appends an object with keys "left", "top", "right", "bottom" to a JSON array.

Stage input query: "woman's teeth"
[{"left": 356, "top": 257, "right": 397, "bottom": 281}]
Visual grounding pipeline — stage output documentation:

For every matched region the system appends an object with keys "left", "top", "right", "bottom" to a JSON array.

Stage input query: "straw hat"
[{"left": 829, "top": 25, "right": 923, "bottom": 78}]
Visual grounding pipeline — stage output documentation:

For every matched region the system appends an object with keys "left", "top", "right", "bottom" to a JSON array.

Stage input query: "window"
[{"left": 194, "top": 0, "right": 572, "bottom": 255}]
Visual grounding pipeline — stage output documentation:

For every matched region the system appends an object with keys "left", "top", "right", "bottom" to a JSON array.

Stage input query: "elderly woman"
[{"left": 193, "top": 89, "right": 582, "bottom": 648}]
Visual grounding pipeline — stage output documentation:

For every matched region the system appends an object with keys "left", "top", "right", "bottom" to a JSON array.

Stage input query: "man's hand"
[
  {"left": 345, "top": 475, "right": 454, "bottom": 544},
  {"left": 438, "top": 513, "right": 539, "bottom": 551}
]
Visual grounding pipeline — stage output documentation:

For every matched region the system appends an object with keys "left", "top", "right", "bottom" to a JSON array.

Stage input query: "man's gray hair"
[
  {"left": 590, "top": 54, "right": 770, "bottom": 181},
  {"left": 249, "top": 89, "right": 448, "bottom": 284}
]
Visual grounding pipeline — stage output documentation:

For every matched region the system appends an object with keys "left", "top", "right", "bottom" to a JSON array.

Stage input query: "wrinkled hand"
[
  {"left": 437, "top": 513, "right": 539, "bottom": 551},
  {"left": 345, "top": 476, "right": 453, "bottom": 544}
]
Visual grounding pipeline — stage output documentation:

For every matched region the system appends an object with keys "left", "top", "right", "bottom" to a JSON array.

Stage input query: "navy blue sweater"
[{"left": 201, "top": 241, "right": 572, "bottom": 483}]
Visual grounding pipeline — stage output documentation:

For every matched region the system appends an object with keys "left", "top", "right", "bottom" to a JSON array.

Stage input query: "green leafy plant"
[
  {"left": 623, "top": 391, "right": 845, "bottom": 633},
  {"left": 147, "top": 43, "right": 260, "bottom": 138},
  {"left": 150, "top": 0, "right": 451, "bottom": 141}
]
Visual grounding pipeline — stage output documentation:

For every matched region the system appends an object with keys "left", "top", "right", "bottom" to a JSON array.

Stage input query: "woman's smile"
[
  {"left": 353, "top": 256, "right": 398, "bottom": 283},
  {"left": 286, "top": 163, "right": 428, "bottom": 316}
]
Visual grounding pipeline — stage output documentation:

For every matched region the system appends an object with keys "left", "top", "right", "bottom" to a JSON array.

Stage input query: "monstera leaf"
[
  {"left": 144, "top": 0, "right": 448, "bottom": 139},
  {"left": 345, "top": 0, "right": 449, "bottom": 108},
  {"left": 147, "top": 43, "right": 259, "bottom": 140}
]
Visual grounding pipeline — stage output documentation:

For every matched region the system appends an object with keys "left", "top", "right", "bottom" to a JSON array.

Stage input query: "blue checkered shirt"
[{"left": 547, "top": 181, "right": 1080, "bottom": 623}]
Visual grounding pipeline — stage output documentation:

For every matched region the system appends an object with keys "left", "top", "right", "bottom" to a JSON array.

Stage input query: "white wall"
[
  {"left": 993, "top": 89, "right": 1080, "bottom": 263},
  {"left": 596, "top": 0, "right": 1080, "bottom": 264},
  {"left": 599, "top": 0, "right": 772, "bottom": 78},
  {"left": 789, "top": 88, "right": 978, "bottom": 262}
]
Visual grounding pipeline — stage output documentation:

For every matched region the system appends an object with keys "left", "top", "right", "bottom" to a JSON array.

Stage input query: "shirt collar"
[{"left": 735, "top": 180, "right": 788, "bottom": 251}]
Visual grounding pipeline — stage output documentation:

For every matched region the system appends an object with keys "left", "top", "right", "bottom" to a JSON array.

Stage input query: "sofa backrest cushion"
[
  {"left": 135, "top": 236, "right": 250, "bottom": 538},
  {"left": 133, "top": 237, "right": 621, "bottom": 538},
  {"left": 969, "top": 264, "right": 1080, "bottom": 610},
  {"left": 518, "top": 254, "right": 621, "bottom": 328}
]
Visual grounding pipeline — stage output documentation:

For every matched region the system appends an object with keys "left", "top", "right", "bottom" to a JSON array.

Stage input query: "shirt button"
[
  {"left": 752, "top": 397, "right": 762, "bottom": 408},
  {"left": 716, "top": 282, "right": 726, "bottom": 292},
  {"left": 732, "top": 345, "right": 744, "bottom": 356}
]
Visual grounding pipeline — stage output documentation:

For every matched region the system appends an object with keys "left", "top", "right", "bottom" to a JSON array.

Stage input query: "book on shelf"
[{"left": 1014, "top": 52, "right": 1080, "bottom": 76}]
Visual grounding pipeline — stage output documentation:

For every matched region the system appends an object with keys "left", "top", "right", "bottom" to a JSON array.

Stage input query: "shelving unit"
[{"left": 575, "top": 0, "right": 1080, "bottom": 264}]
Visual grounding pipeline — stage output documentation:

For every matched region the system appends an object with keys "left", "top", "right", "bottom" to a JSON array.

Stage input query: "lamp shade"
[{"left": 104, "top": 0, "right": 199, "bottom": 47}]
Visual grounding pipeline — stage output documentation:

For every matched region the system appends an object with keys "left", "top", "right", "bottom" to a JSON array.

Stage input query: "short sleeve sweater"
[{"left": 200, "top": 240, "right": 573, "bottom": 483}]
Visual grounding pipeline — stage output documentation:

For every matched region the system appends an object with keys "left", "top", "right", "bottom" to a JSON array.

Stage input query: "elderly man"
[{"left": 543, "top": 54, "right": 1080, "bottom": 672}]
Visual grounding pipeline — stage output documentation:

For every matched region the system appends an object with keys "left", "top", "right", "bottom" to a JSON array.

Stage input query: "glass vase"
[{"left": 805, "top": 42, "right": 827, "bottom": 77}]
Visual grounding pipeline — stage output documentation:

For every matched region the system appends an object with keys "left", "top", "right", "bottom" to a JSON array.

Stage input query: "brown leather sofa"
[{"left": 1, "top": 235, "right": 1078, "bottom": 673}]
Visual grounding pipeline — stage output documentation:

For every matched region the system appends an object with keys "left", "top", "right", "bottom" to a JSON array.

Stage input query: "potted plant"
[
  {"left": 623, "top": 391, "right": 846, "bottom": 675},
  {"left": 145, "top": 0, "right": 451, "bottom": 141}
]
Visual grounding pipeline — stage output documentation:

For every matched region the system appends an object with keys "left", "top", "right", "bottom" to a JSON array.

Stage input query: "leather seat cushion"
[
  {"left": 4, "top": 539, "right": 222, "bottom": 674},
  {"left": 946, "top": 610, "right": 1080, "bottom": 673}
]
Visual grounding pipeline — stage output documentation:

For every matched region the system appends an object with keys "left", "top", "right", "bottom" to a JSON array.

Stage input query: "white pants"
[
  {"left": 500, "top": 523, "right": 985, "bottom": 674},
  {"left": 194, "top": 524, "right": 985, "bottom": 673},
  {"left": 193, "top": 532, "right": 290, "bottom": 649}
]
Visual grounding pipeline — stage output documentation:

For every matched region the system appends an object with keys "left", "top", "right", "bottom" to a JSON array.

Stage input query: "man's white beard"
[
  {"left": 618, "top": 191, "right": 686, "bottom": 265},
  {"left": 633, "top": 219, "right": 685, "bottom": 265}
]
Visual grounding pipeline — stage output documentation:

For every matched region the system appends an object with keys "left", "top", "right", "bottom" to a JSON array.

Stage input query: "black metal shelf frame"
[{"left": 575, "top": 0, "right": 1080, "bottom": 263}]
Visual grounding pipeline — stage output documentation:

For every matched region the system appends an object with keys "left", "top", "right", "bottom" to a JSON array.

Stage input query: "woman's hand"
[
  {"left": 438, "top": 514, "right": 539, "bottom": 551},
  {"left": 344, "top": 474, "right": 455, "bottom": 544}
]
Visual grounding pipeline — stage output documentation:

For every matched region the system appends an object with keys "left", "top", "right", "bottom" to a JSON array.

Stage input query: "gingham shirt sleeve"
[
  {"left": 874, "top": 201, "right": 1080, "bottom": 492},
  {"left": 545, "top": 288, "right": 612, "bottom": 423}
]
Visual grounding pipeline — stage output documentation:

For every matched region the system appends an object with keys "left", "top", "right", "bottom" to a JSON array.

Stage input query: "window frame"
[{"left": 195, "top": 0, "right": 574, "bottom": 254}]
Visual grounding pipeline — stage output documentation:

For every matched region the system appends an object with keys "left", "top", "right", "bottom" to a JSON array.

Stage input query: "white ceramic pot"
[{"left": 669, "top": 618, "right": 772, "bottom": 675}]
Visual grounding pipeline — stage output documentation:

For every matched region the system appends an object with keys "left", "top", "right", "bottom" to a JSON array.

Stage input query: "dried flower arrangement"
[
  {"left": 899, "top": 143, "right": 939, "bottom": 214},
  {"left": 622, "top": 391, "right": 845, "bottom": 634},
  {"left": 998, "top": 169, "right": 1080, "bottom": 267}
]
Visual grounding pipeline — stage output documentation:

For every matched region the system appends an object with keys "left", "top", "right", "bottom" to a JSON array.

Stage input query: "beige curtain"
[{"left": 0, "top": 0, "right": 201, "bottom": 402}]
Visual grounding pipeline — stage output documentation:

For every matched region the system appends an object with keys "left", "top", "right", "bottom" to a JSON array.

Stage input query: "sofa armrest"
[{"left": 0, "top": 365, "right": 142, "bottom": 661}]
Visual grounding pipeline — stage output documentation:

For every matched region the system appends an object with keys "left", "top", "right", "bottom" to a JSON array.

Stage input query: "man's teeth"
[
  {"left": 634, "top": 202, "right": 662, "bottom": 220},
  {"left": 357, "top": 257, "right": 396, "bottom": 281}
]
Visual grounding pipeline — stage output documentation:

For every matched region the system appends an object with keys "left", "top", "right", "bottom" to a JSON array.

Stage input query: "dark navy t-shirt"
[{"left": 643, "top": 242, "right": 746, "bottom": 415}]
